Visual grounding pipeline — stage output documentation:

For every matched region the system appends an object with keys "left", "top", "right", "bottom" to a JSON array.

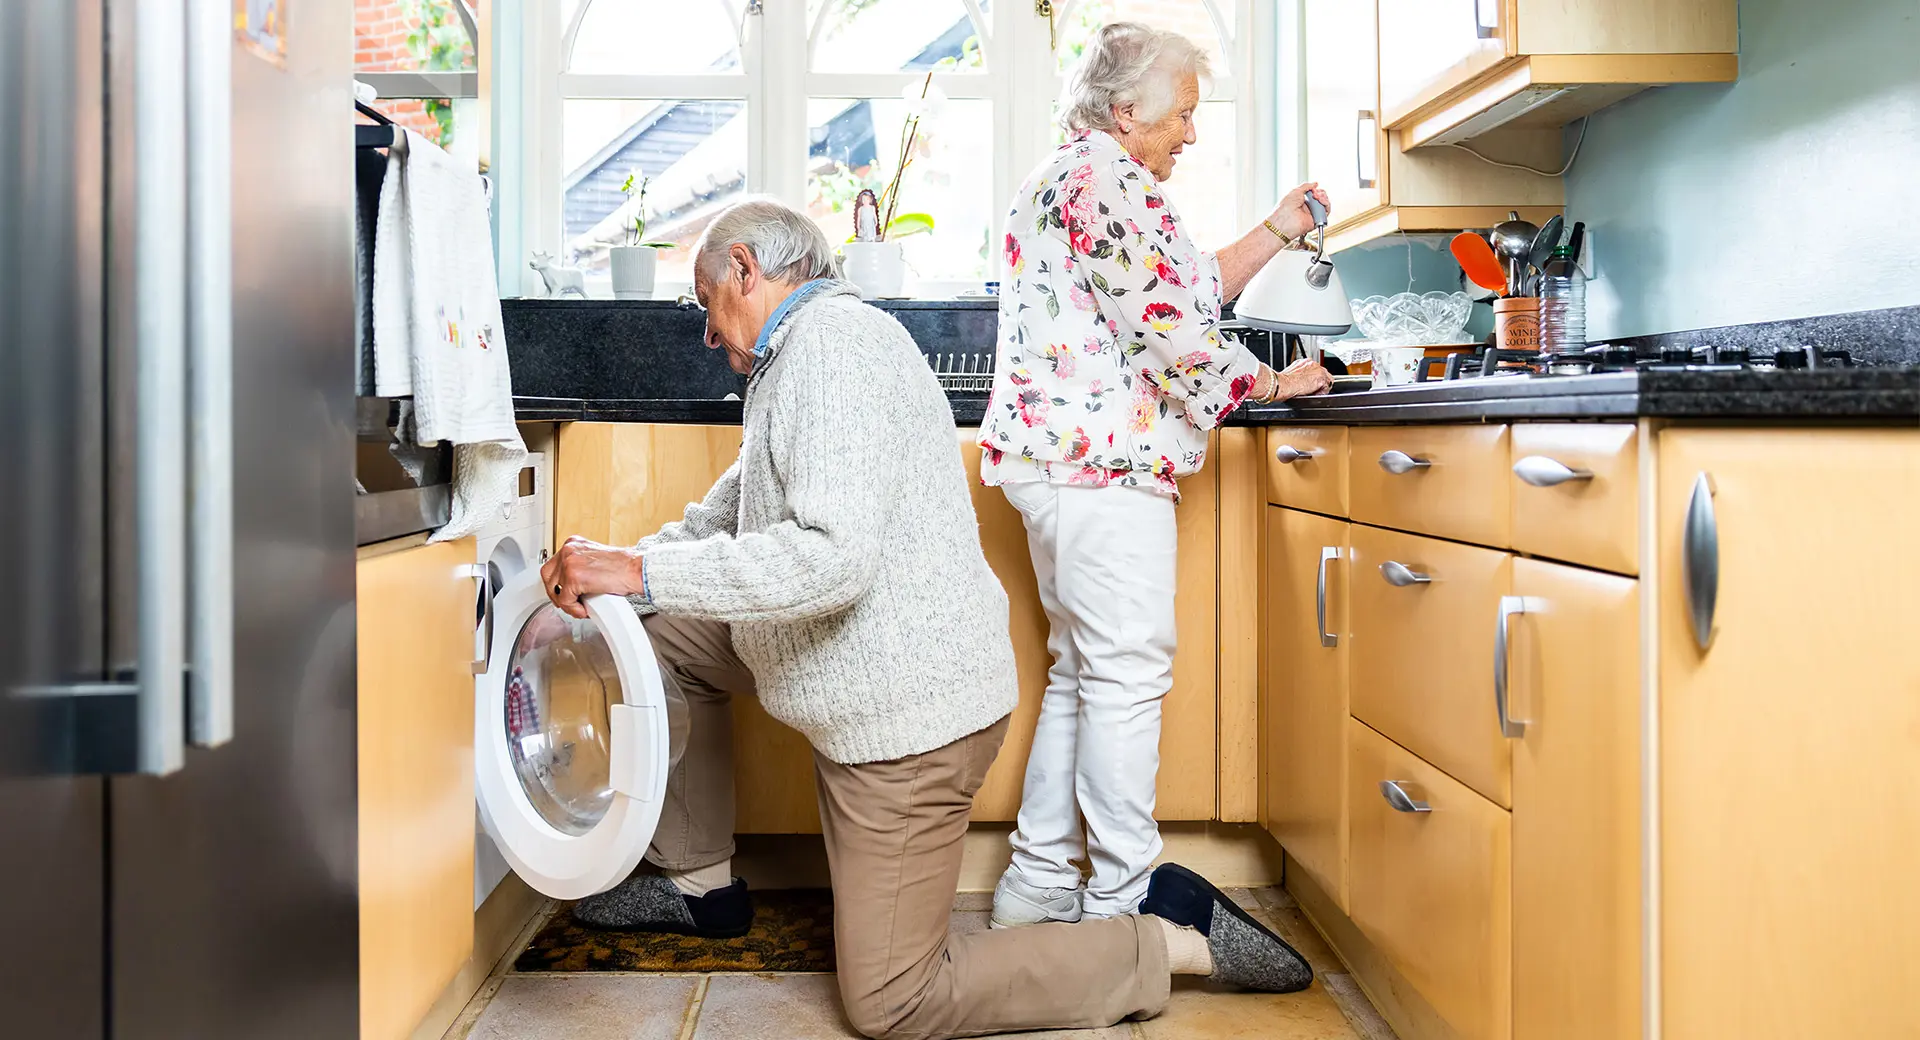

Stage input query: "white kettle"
[{"left": 1233, "top": 196, "right": 1353, "bottom": 337}]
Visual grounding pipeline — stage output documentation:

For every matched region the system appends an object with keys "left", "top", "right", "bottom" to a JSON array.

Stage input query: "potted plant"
[
  {"left": 839, "top": 74, "right": 939, "bottom": 298},
  {"left": 609, "top": 172, "right": 674, "bottom": 299}
]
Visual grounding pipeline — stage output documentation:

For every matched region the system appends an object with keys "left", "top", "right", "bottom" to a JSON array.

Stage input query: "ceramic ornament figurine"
[
  {"left": 528, "top": 251, "right": 587, "bottom": 299},
  {"left": 853, "top": 189, "right": 881, "bottom": 243}
]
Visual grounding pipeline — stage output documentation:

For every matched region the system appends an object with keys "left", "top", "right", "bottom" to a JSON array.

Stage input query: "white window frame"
[{"left": 509, "top": 0, "right": 1274, "bottom": 299}]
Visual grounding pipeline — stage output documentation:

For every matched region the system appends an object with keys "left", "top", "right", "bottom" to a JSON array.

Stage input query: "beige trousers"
[{"left": 641, "top": 612, "right": 1171, "bottom": 1040}]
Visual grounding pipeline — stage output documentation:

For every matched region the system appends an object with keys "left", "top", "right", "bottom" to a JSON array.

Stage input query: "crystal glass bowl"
[{"left": 1349, "top": 291, "right": 1473, "bottom": 346}]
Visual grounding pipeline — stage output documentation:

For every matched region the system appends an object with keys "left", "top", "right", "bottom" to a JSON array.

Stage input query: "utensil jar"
[{"left": 1494, "top": 297, "right": 1541, "bottom": 353}]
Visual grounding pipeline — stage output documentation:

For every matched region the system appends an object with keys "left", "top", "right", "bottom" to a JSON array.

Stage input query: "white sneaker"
[{"left": 990, "top": 868, "right": 1085, "bottom": 929}]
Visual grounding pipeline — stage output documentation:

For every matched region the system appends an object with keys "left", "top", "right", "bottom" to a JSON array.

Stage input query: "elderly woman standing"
[{"left": 983, "top": 23, "right": 1333, "bottom": 929}]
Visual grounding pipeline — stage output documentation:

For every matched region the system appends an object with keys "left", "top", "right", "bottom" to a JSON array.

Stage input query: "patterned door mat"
[{"left": 515, "top": 889, "right": 837, "bottom": 973}]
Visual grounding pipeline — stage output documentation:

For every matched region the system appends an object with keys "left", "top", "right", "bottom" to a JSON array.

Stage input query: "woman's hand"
[
  {"left": 539, "top": 536, "right": 646, "bottom": 620},
  {"left": 1268, "top": 182, "right": 1332, "bottom": 242},
  {"left": 1255, "top": 358, "right": 1334, "bottom": 401}
]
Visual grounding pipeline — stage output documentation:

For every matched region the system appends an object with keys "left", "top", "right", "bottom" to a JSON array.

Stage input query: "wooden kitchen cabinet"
[
  {"left": 356, "top": 536, "right": 478, "bottom": 1040},
  {"left": 552, "top": 423, "right": 1223, "bottom": 830},
  {"left": 554, "top": 422, "right": 821, "bottom": 833},
  {"left": 1348, "top": 718, "right": 1512, "bottom": 1040},
  {"left": 1262, "top": 507, "right": 1350, "bottom": 909},
  {"left": 1303, "top": 0, "right": 1383, "bottom": 227},
  {"left": 1348, "top": 524, "right": 1513, "bottom": 807},
  {"left": 1306, "top": 0, "right": 1564, "bottom": 253},
  {"left": 964, "top": 434, "right": 1221, "bottom": 821},
  {"left": 1508, "top": 558, "right": 1640, "bottom": 1040},
  {"left": 1378, "top": 0, "right": 1737, "bottom": 148},
  {"left": 1656, "top": 428, "right": 1920, "bottom": 1039}
]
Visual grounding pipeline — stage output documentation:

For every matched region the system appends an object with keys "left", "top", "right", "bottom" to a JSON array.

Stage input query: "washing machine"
[
  {"left": 471, "top": 452, "right": 550, "bottom": 906},
  {"left": 469, "top": 451, "right": 679, "bottom": 904}
]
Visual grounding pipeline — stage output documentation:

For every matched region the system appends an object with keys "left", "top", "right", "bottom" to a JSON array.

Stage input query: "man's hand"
[{"left": 539, "top": 536, "right": 646, "bottom": 620}]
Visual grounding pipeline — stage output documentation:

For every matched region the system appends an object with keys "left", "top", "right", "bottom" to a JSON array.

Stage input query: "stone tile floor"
[{"left": 444, "top": 887, "right": 1397, "bottom": 1040}]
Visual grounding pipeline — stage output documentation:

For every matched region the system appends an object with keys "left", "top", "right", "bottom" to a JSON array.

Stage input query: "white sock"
[
  {"left": 1156, "top": 916, "right": 1214, "bottom": 976},
  {"left": 666, "top": 860, "right": 733, "bottom": 897}
]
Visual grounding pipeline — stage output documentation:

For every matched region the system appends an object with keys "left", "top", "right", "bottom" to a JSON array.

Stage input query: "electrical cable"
[{"left": 1441, "top": 117, "right": 1589, "bottom": 177}]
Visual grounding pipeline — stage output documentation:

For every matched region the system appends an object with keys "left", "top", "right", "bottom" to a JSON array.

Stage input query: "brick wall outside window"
[{"left": 354, "top": 0, "right": 453, "bottom": 144}]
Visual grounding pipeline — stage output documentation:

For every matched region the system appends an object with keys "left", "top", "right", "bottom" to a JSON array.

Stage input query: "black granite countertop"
[
  {"left": 1237, "top": 366, "right": 1919, "bottom": 424},
  {"left": 516, "top": 366, "right": 1918, "bottom": 427}
]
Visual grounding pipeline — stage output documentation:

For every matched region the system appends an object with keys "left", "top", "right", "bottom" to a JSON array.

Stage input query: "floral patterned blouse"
[{"left": 978, "top": 130, "right": 1263, "bottom": 498}]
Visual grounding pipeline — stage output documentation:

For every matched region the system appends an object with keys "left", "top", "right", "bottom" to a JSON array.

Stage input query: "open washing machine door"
[{"left": 474, "top": 569, "right": 670, "bottom": 899}]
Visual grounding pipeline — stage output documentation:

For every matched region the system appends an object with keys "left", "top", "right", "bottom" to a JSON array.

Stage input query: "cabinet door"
[
  {"left": 358, "top": 537, "right": 478, "bottom": 1040},
  {"left": 965, "top": 434, "right": 1220, "bottom": 821},
  {"left": 1508, "top": 559, "right": 1640, "bottom": 1040},
  {"left": 1378, "top": 0, "right": 1511, "bottom": 123},
  {"left": 1658, "top": 429, "right": 1920, "bottom": 1038},
  {"left": 1349, "top": 524, "right": 1514, "bottom": 806},
  {"left": 1348, "top": 718, "right": 1512, "bottom": 1040},
  {"left": 1263, "top": 508, "right": 1350, "bottom": 909},
  {"left": 1303, "top": 0, "right": 1384, "bottom": 224}
]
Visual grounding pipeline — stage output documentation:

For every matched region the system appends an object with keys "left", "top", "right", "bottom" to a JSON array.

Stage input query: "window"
[
  {"left": 355, "top": 0, "right": 483, "bottom": 166},
  {"left": 518, "top": 0, "right": 1271, "bottom": 296}
]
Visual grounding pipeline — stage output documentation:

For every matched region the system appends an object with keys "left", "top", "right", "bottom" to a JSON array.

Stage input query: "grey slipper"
[
  {"left": 1140, "top": 863, "right": 1313, "bottom": 994},
  {"left": 570, "top": 874, "right": 754, "bottom": 938}
]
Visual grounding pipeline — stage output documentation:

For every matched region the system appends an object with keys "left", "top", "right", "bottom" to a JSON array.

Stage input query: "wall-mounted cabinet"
[
  {"left": 1304, "top": 0, "right": 1735, "bottom": 252},
  {"left": 1378, "top": 0, "right": 1738, "bottom": 148},
  {"left": 1306, "top": 0, "right": 1563, "bottom": 253}
]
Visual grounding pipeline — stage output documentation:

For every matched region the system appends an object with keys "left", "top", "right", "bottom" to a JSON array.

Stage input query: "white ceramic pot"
[
  {"left": 1371, "top": 346, "right": 1427, "bottom": 387},
  {"left": 609, "top": 246, "right": 659, "bottom": 300},
  {"left": 840, "top": 241, "right": 906, "bottom": 299}
]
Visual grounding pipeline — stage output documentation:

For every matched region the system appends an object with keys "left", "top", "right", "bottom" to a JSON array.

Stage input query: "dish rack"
[{"left": 928, "top": 351, "right": 995, "bottom": 393}]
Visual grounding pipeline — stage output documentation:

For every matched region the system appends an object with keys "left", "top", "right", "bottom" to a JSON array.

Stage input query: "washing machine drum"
[{"left": 474, "top": 569, "right": 671, "bottom": 899}]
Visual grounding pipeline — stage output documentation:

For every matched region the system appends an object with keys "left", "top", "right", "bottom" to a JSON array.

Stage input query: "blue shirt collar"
[{"left": 752, "top": 279, "right": 835, "bottom": 358}]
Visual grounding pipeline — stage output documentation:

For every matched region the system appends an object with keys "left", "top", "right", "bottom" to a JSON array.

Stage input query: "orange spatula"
[{"left": 1450, "top": 231, "right": 1507, "bottom": 295}]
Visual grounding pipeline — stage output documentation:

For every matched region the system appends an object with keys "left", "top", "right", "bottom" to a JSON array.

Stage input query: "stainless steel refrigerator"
[{"left": 2, "top": 0, "right": 360, "bottom": 1036}]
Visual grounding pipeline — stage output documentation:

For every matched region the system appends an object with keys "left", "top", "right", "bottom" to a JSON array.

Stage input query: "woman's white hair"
[
  {"left": 694, "top": 197, "right": 841, "bottom": 285},
  {"left": 1057, "top": 22, "right": 1211, "bottom": 133}
]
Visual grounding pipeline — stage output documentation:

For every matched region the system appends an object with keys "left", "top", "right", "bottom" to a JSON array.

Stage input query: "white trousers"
[{"left": 1000, "top": 480, "right": 1178, "bottom": 916}]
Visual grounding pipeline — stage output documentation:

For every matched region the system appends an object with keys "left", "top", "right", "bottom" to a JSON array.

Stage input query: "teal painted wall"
[
  {"left": 1328, "top": 233, "right": 1495, "bottom": 342},
  {"left": 1564, "top": 0, "right": 1920, "bottom": 340}
]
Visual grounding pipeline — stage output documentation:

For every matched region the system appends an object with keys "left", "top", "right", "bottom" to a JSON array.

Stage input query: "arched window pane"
[
  {"left": 810, "top": 0, "right": 987, "bottom": 73},
  {"left": 805, "top": 97, "right": 994, "bottom": 281},
  {"left": 1056, "top": 0, "right": 1230, "bottom": 76},
  {"left": 563, "top": 99, "right": 749, "bottom": 285},
  {"left": 569, "top": 0, "right": 742, "bottom": 75},
  {"left": 354, "top": 0, "right": 478, "bottom": 72}
]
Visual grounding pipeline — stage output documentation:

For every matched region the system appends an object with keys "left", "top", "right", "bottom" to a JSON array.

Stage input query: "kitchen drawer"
[
  {"left": 1265, "top": 426, "right": 1349, "bottom": 515},
  {"left": 1349, "top": 524, "right": 1512, "bottom": 807},
  {"left": 1349, "top": 718, "right": 1512, "bottom": 1040},
  {"left": 1349, "top": 425, "right": 1511, "bottom": 547},
  {"left": 1509, "top": 424, "right": 1640, "bottom": 576}
]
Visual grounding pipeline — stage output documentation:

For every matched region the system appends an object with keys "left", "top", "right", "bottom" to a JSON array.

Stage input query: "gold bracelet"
[{"left": 1263, "top": 219, "right": 1292, "bottom": 247}]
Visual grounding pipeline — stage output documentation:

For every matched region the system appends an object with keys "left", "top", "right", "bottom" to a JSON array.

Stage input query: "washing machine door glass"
[
  {"left": 504, "top": 605, "right": 618, "bottom": 836},
  {"left": 474, "top": 570, "right": 670, "bottom": 900}
]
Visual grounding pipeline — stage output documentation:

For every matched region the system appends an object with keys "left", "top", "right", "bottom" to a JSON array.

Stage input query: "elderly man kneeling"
[{"left": 539, "top": 198, "right": 1312, "bottom": 1040}]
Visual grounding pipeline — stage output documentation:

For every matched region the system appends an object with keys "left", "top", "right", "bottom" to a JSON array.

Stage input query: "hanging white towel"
[{"left": 371, "top": 128, "right": 526, "bottom": 541}]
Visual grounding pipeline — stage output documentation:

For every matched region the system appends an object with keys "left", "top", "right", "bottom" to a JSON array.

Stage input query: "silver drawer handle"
[
  {"left": 1380, "top": 780, "right": 1432, "bottom": 813},
  {"left": 1682, "top": 472, "right": 1718, "bottom": 652},
  {"left": 1379, "top": 560, "right": 1431, "bottom": 587},
  {"left": 1316, "top": 546, "right": 1340, "bottom": 647},
  {"left": 1494, "top": 595, "right": 1528, "bottom": 738},
  {"left": 1512, "top": 455, "right": 1594, "bottom": 487},
  {"left": 1378, "top": 450, "right": 1431, "bottom": 474},
  {"left": 1275, "top": 445, "right": 1319, "bottom": 464}
]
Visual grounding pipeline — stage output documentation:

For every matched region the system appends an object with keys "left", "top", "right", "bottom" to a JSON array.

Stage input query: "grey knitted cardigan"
[{"left": 635, "top": 282, "right": 1020, "bottom": 764}]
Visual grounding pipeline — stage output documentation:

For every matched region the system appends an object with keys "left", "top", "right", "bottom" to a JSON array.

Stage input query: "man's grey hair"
[
  {"left": 694, "top": 197, "right": 841, "bottom": 286},
  {"left": 1057, "top": 22, "right": 1211, "bottom": 134}
]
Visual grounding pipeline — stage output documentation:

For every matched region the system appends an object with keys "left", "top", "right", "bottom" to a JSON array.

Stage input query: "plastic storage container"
[{"left": 1538, "top": 246, "right": 1587, "bottom": 354}]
